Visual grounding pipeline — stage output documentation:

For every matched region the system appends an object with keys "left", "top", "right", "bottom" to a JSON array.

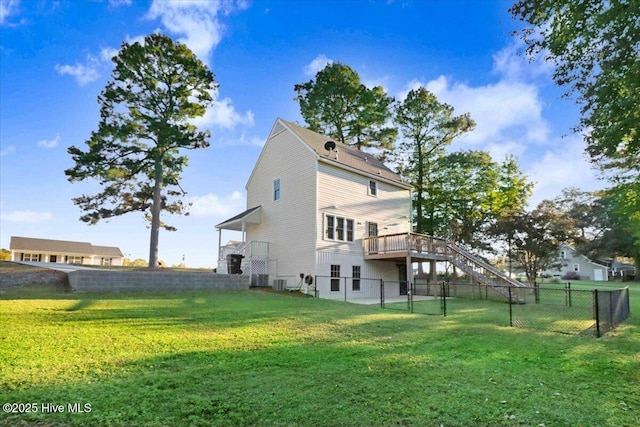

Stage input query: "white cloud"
[
  {"left": 147, "top": 0, "right": 249, "bottom": 60},
  {"left": 527, "top": 134, "right": 602, "bottom": 206},
  {"left": 109, "top": 0, "right": 132, "bottom": 6},
  {"left": 0, "top": 145, "right": 16, "bottom": 156},
  {"left": 37, "top": 134, "right": 60, "bottom": 149},
  {"left": 192, "top": 91, "right": 254, "bottom": 129},
  {"left": 188, "top": 191, "right": 245, "bottom": 217},
  {"left": 55, "top": 55, "right": 101, "bottom": 85},
  {"left": 398, "top": 75, "right": 549, "bottom": 160},
  {"left": 0, "top": 0, "right": 19, "bottom": 25},
  {"left": 492, "top": 39, "right": 553, "bottom": 82},
  {"left": 2, "top": 210, "right": 53, "bottom": 222},
  {"left": 303, "top": 54, "right": 333, "bottom": 76},
  {"left": 100, "top": 46, "right": 119, "bottom": 62}
]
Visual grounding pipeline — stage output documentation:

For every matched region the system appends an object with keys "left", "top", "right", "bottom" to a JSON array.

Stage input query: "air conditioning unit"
[
  {"left": 273, "top": 279, "right": 287, "bottom": 291},
  {"left": 251, "top": 274, "right": 269, "bottom": 288}
]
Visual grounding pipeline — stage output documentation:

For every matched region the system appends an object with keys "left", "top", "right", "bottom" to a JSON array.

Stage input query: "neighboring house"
[
  {"left": 10, "top": 236, "right": 124, "bottom": 266},
  {"left": 216, "top": 118, "right": 522, "bottom": 299},
  {"left": 610, "top": 261, "right": 637, "bottom": 280},
  {"left": 545, "top": 243, "right": 608, "bottom": 281}
]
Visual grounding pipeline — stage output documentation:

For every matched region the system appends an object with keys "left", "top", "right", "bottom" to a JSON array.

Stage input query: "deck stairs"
[{"left": 444, "top": 242, "right": 526, "bottom": 301}]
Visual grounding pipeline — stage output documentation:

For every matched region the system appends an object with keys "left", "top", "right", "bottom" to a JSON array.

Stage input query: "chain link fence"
[{"left": 383, "top": 281, "right": 630, "bottom": 337}]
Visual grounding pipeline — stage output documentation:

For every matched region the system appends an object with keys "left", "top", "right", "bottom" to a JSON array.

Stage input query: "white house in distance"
[
  {"left": 10, "top": 236, "right": 124, "bottom": 266},
  {"left": 544, "top": 243, "right": 608, "bottom": 281},
  {"left": 216, "top": 118, "right": 523, "bottom": 299}
]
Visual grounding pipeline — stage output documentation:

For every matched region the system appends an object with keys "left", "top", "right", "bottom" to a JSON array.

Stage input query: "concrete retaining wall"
[{"left": 68, "top": 269, "right": 250, "bottom": 293}]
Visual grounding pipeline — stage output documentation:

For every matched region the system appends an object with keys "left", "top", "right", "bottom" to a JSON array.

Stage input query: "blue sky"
[{"left": 0, "top": 0, "right": 604, "bottom": 267}]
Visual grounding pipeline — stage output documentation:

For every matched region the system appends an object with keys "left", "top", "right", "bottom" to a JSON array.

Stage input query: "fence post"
[
  {"left": 380, "top": 279, "right": 384, "bottom": 308},
  {"left": 534, "top": 281, "right": 540, "bottom": 304},
  {"left": 408, "top": 283, "right": 413, "bottom": 313},
  {"left": 314, "top": 275, "right": 318, "bottom": 298},
  {"left": 567, "top": 282, "right": 572, "bottom": 307},
  {"left": 344, "top": 277, "right": 347, "bottom": 302},
  {"left": 442, "top": 281, "right": 447, "bottom": 317},
  {"left": 508, "top": 287, "right": 513, "bottom": 327},
  {"left": 594, "top": 289, "right": 601, "bottom": 338}
]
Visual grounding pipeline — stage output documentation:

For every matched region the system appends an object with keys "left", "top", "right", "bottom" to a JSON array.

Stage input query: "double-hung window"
[
  {"left": 325, "top": 215, "right": 354, "bottom": 242},
  {"left": 352, "top": 266, "right": 361, "bottom": 291},
  {"left": 368, "top": 180, "right": 378, "bottom": 197},
  {"left": 273, "top": 178, "right": 281, "bottom": 201},
  {"left": 331, "top": 264, "right": 340, "bottom": 292}
]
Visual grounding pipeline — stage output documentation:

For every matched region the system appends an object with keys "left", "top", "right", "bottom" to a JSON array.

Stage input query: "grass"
[{"left": 1, "top": 282, "right": 639, "bottom": 426}]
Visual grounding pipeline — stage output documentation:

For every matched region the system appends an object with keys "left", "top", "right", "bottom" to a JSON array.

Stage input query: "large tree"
[
  {"left": 393, "top": 87, "right": 475, "bottom": 235},
  {"left": 510, "top": 0, "right": 640, "bottom": 180},
  {"left": 294, "top": 62, "right": 396, "bottom": 156},
  {"left": 506, "top": 201, "right": 572, "bottom": 285},
  {"left": 65, "top": 33, "right": 217, "bottom": 268}
]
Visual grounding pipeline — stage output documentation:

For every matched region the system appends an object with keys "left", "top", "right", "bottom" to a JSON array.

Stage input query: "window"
[
  {"left": 368, "top": 180, "right": 378, "bottom": 196},
  {"left": 101, "top": 258, "right": 112, "bottom": 266},
  {"left": 336, "top": 217, "right": 344, "bottom": 240},
  {"left": 273, "top": 179, "right": 281, "bottom": 201},
  {"left": 573, "top": 263, "right": 580, "bottom": 272},
  {"left": 326, "top": 215, "right": 335, "bottom": 240},
  {"left": 23, "top": 253, "right": 39, "bottom": 261},
  {"left": 346, "top": 219, "right": 354, "bottom": 242},
  {"left": 331, "top": 265, "right": 340, "bottom": 292},
  {"left": 560, "top": 250, "right": 567, "bottom": 259},
  {"left": 352, "top": 266, "right": 361, "bottom": 291},
  {"left": 68, "top": 256, "right": 82, "bottom": 264},
  {"left": 325, "top": 215, "right": 355, "bottom": 242},
  {"left": 368, "top": 222, "right": 378, "bottom": 237}
]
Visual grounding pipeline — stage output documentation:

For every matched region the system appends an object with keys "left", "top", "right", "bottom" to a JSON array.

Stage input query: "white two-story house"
[
  {"left": 217, "top": 118, "right": 524, "bottom": 300},
  {"left": 216, "top": 118, "right": 415, "bottom": 299}
]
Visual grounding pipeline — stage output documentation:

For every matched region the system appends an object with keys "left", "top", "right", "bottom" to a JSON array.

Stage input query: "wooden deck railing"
[
  {"left": 363, "top": 232, "right": 448, "bottom": 257},
  {"left": 363, "top": 232, "right": 525, "bottom": 295}
]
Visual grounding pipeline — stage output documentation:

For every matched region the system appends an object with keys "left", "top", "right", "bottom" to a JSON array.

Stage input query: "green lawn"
[{"left": 1, "top": 284, "right": 639, "bottom": 427}]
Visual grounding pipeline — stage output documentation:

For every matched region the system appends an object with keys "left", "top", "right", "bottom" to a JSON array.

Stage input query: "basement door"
[{"left": 398, "top": 264, "right": 408, "bottom": 296}]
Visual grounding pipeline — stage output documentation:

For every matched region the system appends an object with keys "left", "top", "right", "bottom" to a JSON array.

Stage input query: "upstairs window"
[
  {"left": 273, "top": 179, "right": 281, "bottom": 201},
  {"left": 326, "top": 215, "right": 354, "bottom": 242},
  {"left": 368, "top": 180, "right": 378, "bottom": 197}
]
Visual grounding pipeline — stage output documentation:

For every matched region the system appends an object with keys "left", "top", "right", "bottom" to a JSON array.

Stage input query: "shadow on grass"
[{"left": 3, "top": 289, "right": 639, "bottom": 426}]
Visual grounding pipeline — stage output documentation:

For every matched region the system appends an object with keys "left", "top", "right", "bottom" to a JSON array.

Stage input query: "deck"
[{"left": 363, "top": 232, "right": 450, "bottom": 263}]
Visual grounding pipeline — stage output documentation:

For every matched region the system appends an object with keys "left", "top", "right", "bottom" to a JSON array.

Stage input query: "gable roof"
[
  {"left": 10, "top": 236, "right": 123, "bottom": 257},
  {"left": 278, "top": 119, "right": 409, "bottom": 187}
]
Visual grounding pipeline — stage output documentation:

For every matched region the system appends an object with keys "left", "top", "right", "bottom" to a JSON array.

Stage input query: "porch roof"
[{"left": 216, "top": 206, "right": 262, "bottom": 231}]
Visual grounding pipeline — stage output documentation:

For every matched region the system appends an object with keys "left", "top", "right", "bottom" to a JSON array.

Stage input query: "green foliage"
[
  {"left": 502, "top": 201, "right": 573, "bottom": 286},
  {"left": 393, "top": 87, "right": 476, "bottom": 235},
  {"left": 552, "top": 186, "right": 640, "bottom": 275},
  {"left": 510, "top": 0, "right": 640, "bottom": 179},
  {"left": 0, "top": 249, "right": 10, "bottom": 261},
  {"left": 1, "top": 289, "right": 638, "bottom": 426},
  {"left": 65, "top": 33, "right": 217, "bottom": 267},
  {"left": 294, "top": 62, "right": 396, "bottom": 156}
]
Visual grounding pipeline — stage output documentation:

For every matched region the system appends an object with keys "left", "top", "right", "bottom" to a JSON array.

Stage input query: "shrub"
[{"left": 562, "top": 271, "right": 581, "bottom": 280}]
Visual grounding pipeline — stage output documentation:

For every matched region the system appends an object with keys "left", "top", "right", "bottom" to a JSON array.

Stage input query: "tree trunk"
[{"left": 148, "top": 154, "right": 163, "bottom": 268}]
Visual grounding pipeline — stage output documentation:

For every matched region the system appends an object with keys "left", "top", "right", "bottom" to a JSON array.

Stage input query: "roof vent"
[{"left": 324, "top": 140, "right": 336, "bottom": 152}]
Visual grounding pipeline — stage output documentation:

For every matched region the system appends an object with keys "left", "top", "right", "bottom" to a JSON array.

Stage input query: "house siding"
[
  {"left": 316, "top": 162, "right": 411, "bottom": 252},
  {"left": 547, "top": 245, "right": 608, "bottom": 281},
  {"left": 246, "top": 126, "right": 318, "bottom": 286},
  {"left": 315, "top": 162, "right": 412, "bottom": 297}
]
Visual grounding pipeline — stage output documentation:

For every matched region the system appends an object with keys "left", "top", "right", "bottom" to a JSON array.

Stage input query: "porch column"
[
  {"left": 217, "top": 228, "right": 222, "bottom": 262},
  {"left": 430, "top": 260, "right": 437, "bottom": 281}
]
